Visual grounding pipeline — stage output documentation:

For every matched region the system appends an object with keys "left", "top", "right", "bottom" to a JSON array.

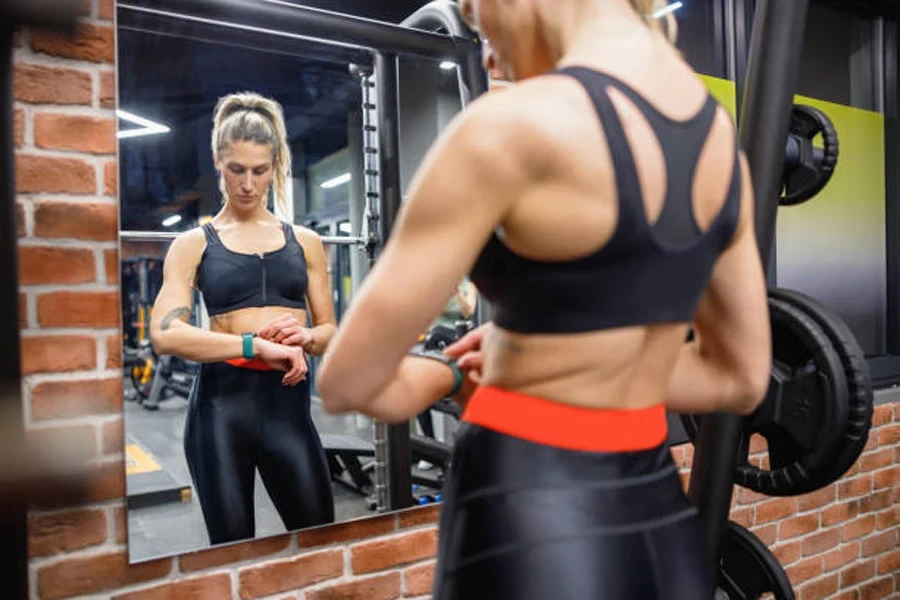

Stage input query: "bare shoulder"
[
  {"left": 289, "top": 224, "right": 325, "bottom": 253},
  {"left": 167, "top": 227, "right": 207, "bottom": 262}
]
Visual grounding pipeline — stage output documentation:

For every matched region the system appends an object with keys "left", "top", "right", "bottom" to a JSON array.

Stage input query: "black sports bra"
[
  {"left": 195, "top": 221, "right": 308, "bottom": 317},
  {"left": 469, "top": 66, "right": 741, "bottom": 334}
]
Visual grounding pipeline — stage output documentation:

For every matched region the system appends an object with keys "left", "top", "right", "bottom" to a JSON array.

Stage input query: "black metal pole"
[
  {"left": 118, "top": 0, "right": 471, "bottom": 61},
  {"left": 0, "top": 20, "right": 27, "bottom": 600},
  {"left": 375, "top": 51, "right": 413, "bottom": 511},
  {"left": 687, "top": 0, "right": 810, "bottom": 583}
]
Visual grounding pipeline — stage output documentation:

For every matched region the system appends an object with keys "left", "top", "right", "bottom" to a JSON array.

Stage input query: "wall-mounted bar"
[{"left": 120, "top": 230, "right": 367, "bottom": 246}]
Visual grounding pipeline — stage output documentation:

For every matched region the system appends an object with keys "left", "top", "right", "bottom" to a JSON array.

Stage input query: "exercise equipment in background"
[
  {"left": 780, "top": 104, "right": 840, "bottom": 206},
  {"left": 716, "top": 521, "right": 795, "bottom": 600}
]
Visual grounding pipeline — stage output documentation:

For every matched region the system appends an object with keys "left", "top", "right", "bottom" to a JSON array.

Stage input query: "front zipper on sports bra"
[{"left": 259, "top": 254, "right": 267, "bottom": 303}]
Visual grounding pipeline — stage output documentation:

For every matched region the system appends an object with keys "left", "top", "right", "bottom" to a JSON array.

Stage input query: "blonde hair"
[
  {"left": 212, "top": 91, "right": 292, "bottom": 220},
  {"left": 630, "top": 0, "right": 679, "bottom": 44}
]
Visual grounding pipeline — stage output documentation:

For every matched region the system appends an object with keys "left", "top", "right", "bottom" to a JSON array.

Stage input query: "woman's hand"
[
  {"left": 254, "top": 338, "right": 308, "bottom": 386},
  {"left": 257, "top": 313, "right": 313, "bottom": 349},
  {"left": 444, "top": 322, "right": 491, "bottom": 411}
]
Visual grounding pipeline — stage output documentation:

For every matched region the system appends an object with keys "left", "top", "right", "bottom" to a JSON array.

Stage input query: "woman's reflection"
[{"left": 149, "top": 91, "right": 336, "bottom": 545}]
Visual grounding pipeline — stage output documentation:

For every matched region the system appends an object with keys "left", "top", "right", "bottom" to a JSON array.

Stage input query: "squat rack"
[{"left": 0, "top": 0, "right": 811, "bottom": 595}]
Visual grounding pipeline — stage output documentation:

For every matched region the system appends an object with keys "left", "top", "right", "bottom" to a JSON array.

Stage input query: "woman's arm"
[
  {"left": 317, "top": 97, "right": 533, "bottom": 416},
  {"left": 298, "top": 228, "right": 336, "bottom": 356}
]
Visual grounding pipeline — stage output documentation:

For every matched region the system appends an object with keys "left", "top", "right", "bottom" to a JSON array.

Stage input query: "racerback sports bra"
[{"left": 469, "top": 66, "right": 742, "bottom": 334}]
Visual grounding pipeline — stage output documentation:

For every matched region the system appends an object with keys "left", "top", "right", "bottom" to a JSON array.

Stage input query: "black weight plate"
[
  {"left": 780, "top": 105, "right": 839, "bottom": 206},
  {"left": 735, "top": 296, "right": 849, "bottom": 495},
  {"left": 718, "top": 521, "right": 795, "bottom": 600},
  {"left": 768, "top": 289, "right": 873, "bottom": 489}
]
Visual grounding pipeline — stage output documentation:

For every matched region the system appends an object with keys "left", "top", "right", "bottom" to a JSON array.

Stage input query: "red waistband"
[
  {"left": 225, "top": 357, "right": 273, "bottom": 371},
  {"left": 461, "top": 386, "right": 668, "bottom": 452}
]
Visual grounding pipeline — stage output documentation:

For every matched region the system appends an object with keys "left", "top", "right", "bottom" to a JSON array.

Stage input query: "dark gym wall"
[{"left": 772, "top": 4, "right": 886, "bottom": 355}]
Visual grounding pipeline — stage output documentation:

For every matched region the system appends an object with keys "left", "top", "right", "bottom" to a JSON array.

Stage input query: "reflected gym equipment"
[{"left": 780, "top": 104, "right": 840, "bottom": 206}]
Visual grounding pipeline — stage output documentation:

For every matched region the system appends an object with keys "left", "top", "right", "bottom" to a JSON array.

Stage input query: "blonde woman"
[{"left": 150, "top": 92, "right": 336, "bottom": 545}]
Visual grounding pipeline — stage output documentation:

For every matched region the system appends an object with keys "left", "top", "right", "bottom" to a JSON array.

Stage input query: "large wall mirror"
[{"left": 115, "top": 0, "right": 486, "bottom": 563}]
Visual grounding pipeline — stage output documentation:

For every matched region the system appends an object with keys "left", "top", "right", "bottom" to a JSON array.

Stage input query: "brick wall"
[{"left": 13, "top": 3, "right": 899, "bottom": 599}]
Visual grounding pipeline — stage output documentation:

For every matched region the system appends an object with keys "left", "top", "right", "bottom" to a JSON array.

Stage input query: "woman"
[
  {"left": 317, "top": 0, "right": 771, "bottom": 598},
  {"left": 150, "top": 91, "right": 336, "bottom": 545},
  {"left": 430, "top": 278, "right": 478, "bottom": 330}
]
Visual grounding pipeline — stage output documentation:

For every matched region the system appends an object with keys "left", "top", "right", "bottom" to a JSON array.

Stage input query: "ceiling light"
[
  {"left": 339, "top": 222, "right": 352, "bottom": 234},
  {"left": 321, "top": 173, "right": 351, "bottom": 189},
  {"left": 439, "top": 61, "right": 457, "bottom": 70},
  {"left": 652, "top": 1, "right": 683, "bottom": 19},
  {"left": 117, "top": 109, "right": 171, "bottom": 139},
  {"left": 162, "top": 214, "right": 182, "bottom": 227}
]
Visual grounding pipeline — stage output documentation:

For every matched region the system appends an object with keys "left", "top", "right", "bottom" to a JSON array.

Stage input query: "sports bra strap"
[{"left": 202, "top": 222, "right": 221, "bottom": 245}]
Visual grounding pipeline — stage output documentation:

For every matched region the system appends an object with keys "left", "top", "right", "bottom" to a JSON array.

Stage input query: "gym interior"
[{"left": 1, "top": 0, "right": 898, "bottom": 599}]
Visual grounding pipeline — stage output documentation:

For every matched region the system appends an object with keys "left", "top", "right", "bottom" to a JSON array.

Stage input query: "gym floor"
[{"left": 123, "top": 379, "right": 378, "bottom": 563}]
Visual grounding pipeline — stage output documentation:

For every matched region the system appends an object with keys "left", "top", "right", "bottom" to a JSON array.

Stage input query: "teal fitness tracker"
[
  {"left": 410, "top": 349, "right": 464, "bottom": 397},
  {"left": 242, "top": 332, "right": 256, "bottom": 359}
]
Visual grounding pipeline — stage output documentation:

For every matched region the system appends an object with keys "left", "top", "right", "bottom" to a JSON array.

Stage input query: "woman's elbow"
[
  {"left": 731, "top": 356, "right": 772, "bottom": 416},
  {"left": 315, "top": 361, "right": 357, "bottom": 414},
  {"left": 148, "top": 328, "right": 170, "bottom": 356}
]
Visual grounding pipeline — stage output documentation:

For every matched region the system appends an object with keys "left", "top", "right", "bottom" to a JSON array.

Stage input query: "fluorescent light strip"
[
  {"left": 117, "top": 109, "right": 171, "bottom": 139},
  {"left": 321, "top": 173, "right": 351, "bottom": 189},
  {"left": 162, "top": 214, "right": 182, "bottom": 227},
  {"left": 439, "top": 60, "right": 457, "bottom": 70},
  {"left": 652, "top": 1, "right": 683, "bottom": 19}
]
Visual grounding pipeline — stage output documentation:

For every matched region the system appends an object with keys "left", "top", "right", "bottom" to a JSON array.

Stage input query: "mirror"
[{"left": 115, "top": 0, "right": 485, "bottom": 563}]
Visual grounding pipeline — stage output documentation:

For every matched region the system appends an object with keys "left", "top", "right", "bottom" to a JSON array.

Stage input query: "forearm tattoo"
[
  {"left": 209, "top": 313, "right": 232, "bottom": 330},
  {"left": 160, "top": 306, "right": 191, "bottom": 330}
]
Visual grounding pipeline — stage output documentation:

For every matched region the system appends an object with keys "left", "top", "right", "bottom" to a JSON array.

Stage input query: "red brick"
[
  {"left": 786, "top": 556, "right": 822, "bottom": 585},
  {"left": 859, "top": 576, "right": 894, "bottom": 600},
  {"left": 180, "top": 535, "right": 291, "bottom": 572},
  {"left": 730, "top": 506, "right": 754, "bottom": 529},
  {"left": 833, "top": 592, "right": 860, "bottom": 600},
  {"left": 755, "top": 497, "right": 797, "bottom": 524},
  {"left": 779, "top": 513, "right": 819, "bottom": 540},
  {"left": 738, "top": 486, "right": 770, "bottom": 505},
  {"left": 105, "top": 160, "right": 118, "bottom": 195},
  {"left": 14, "top": 107, "right": 24, "bottom": 147},
  {"left": 21, "top": 335, "right": 96, "bottom": 374},
  {"left": 31, "top": 378, "right": 120, "bottom": 420},
  {"left": 840, "top": 560, "right": 875, "bottom": 587},
  {"left": 28, "top": 508, "right": 107, "bottom": 557},
  {"left": 842, "top": 515, "right": 877, "bottom": 542},
  {"left": 16, "top": 202, "right": 25, "bottom": 237},
  {"left": 838, "top": 474, "right": 873, "bottom": 499},
  {"left": 83, "top": 459, "right": 126, "bottom": 504},
  {"left": 18, "top": 246, "right": 95, "bottom": 285},
  {"left": 773, "top": 540, "right": 802, "bottom": 566},
  {"left": 876, "top": 548, "right": 900, "bottom": 575},
  {"left": 858, "top": 448, "right": 893, "bottom": 472},
  {"left": 823, "top": 542, "right": 861, "bottom": 572},
  {"left": 26, "top": 423, "right": 96, "bottom": 461},
  {"left": 38, "top": 291, "right": 120, "bottom": 328},
  {"left": 36, "top": 551, "right": 171, "bottom": 600},
  {"left": 16, "top": 154, "right": 96, "bottom": 194},
  {"left": 877, "top": 423, "right": 898, "bottom": 447},
  {"left": 875, "top": 505, "right": 898, "bottom": 530},
  {"left": 306, "top": 572, "right": 401, "bottom": 600},
  {"left": 106, "top": 249, "right": 120, "bottom": 283},
  {"left": 748, "top": 432, "right": 767, "bottom": 454},
  {"left": 115, "top": 505, "right": 127, "bottom": 544},
  {"left": 798, "top": 573, "right": 839, "bottom": 600},
  {"left": 797, "top": 485, "right": 836, "bottom": 511},
  {"left": 802, "top": 528, "right": 840, "bottom": 556},
  {"left": 112, "top": 574, "right": 232, "bottom": 600},
  {"left": 238, "top": 549, "right": 342, "bottom": 599},
  {"left": 398, "top": 504, "right": 441, "bottom": 528},
  {"left": 754, "top": 523, "right": 777, "bottom": 546},
  {"left": 873, "top": 466, "right": 898, "bottom": 491},
  {"left": 351, "top": 529, "right": 438, "bottom": 574},
  {"left": 404, "top": 563, "right": 435, "bottom": 598},
  {"left": 102, "top": 419, "right": 123, "bottom": 455},
  {"left": 107, "top": 333, "right": 122, "bottom": 368},
  {"left": 31, "top": 23, "right": 115, "bottom": 63},
  {"left": 823, "top": 500, "right": 860, "bottom": 526},
  {"left": 34, "top": 201, "right": 118, "bottom": 241},
  {"left": 861, "top": 530, "right": 897, "bottom": 557},
  {"left": 99, "top": 0, "right": 115, "bottom": 20},
  {"left": 101, "top": 70, "right": 116, "bottom": 108},
  {"left": 872, "top": 404, "right": 892, "bottom": 426},
  {"left": 299, "top": 514, "right": 395, "bottom": 548},
  {"left": 860, "top": 490, "right": 892, "bottom": 513},
  {"left": 682, "top": 443, "right": 694, "bottom": 467},
  {"left": 35, "top": 114, "right": 116, "bottom": 154},
  {"left": 14, "top": 63, "right": 92, "bottom": 105}
]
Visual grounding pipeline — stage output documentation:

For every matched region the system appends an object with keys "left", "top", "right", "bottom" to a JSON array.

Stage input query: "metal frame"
[
  {"left": 119, "top": 230, "right": 367, "bottom": 246},
  {"left": 884, "top": 16, "right": 900, "bottom": 355},
  {"left": 687, "top": 0, "right": 811, "bottom": 582}
]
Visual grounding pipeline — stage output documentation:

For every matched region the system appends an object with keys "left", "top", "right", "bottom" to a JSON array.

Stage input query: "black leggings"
[
  {"left": 433, "top": 423, "right": 714, "bottom": 600},
  {"left": 184, "top": 362, "right": 334, "bottom": 545}
]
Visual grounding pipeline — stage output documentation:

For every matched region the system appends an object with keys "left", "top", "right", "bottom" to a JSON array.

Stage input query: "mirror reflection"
[{"left": 117, "top": 19, "right": 379, "bottom": 562}]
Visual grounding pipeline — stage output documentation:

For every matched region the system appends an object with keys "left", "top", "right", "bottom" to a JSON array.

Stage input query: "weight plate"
[
  {"left": 780, "top": 104, "right": 839, "bottom": 206},
  {"left": 768, "top": 289, "right": 873, "bottom": 489},
  {"left": 680, "top": 292, "right": 850, "bottom": 496},
  {"left": 718, "top": 521, "right": 795, "bottom": 600}
]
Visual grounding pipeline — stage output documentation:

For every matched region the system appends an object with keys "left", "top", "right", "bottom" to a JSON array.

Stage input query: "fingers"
[
  {"left": 456, "top": 350, "right": 483, "bottom": 371},
  {"left": 280, "top": 332, "right": 308, "bottom": 347},
  {"left": 282, "top": 351, "right": 309, "bottom": 387}
]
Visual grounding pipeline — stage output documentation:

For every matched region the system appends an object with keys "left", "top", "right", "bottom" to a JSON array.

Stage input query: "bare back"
[{"left": 479, "top": 40, "right": 760, "bottom": 410}]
